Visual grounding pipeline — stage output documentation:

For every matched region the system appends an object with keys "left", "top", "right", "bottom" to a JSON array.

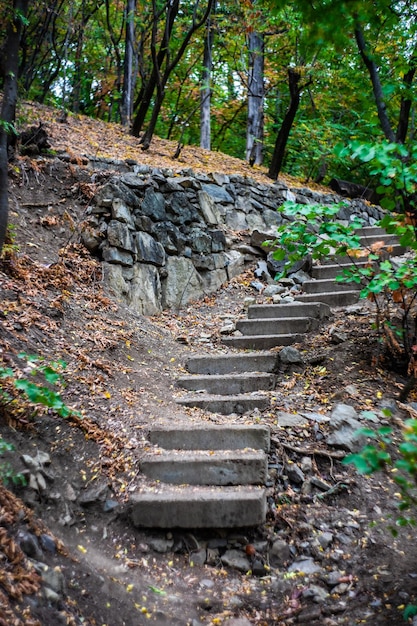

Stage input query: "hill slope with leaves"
[{"left": 1, "top": 102, "right": 417, "bottom": 626}]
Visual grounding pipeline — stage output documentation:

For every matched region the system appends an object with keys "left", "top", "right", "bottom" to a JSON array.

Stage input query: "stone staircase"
[
  {"left": 128, "top": 225, "right": 404, "bottom": 529},
  {"left": 129, "top": 424, "right": 269, "bottom": 528}
]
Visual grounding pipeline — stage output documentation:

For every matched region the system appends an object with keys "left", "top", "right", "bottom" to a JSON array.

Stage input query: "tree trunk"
[
  {"left": 121, "top": 0, "right": 136, "bottom": 126},
  {"left": 139, "top": 0, "right": 214, "bottom": 149},
  {"left": 0, "top": 0, "right": 30, "bottom": 254},
  {"left": 246, "top": 31, "right": 264, "bottom": 165},
  {"left": 268, "top": 68, "right": 302, "bottom": 180},
  {"left": 354, "top": 25, "right": 396, "bottom": 143},
  {"left": 200, "top": 9, "right": 214, "bottom": 150},
  {"left": 131, "top": 0, "right": 180, "bottom": 137},
  {"left": 396, "top": 64, "right": 416, "bottom": 143}
]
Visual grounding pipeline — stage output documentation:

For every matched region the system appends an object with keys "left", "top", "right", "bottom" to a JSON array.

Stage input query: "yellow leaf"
[
  {"left": 103, "top": 391, "right": 111, "bottom": 399},
  {"left": 127, "top": 355, "right": 135, "bottom": 361},
  {"left": 77, "top": 545, "right": 87, "bottom": 554},
  {"left": 126, "top": 584, "right": 134, "bottom": 592}
]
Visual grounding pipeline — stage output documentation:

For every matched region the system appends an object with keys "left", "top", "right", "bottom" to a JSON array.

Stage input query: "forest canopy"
[{"left": 0, "top": 0, "right": 416, "bottom": 184}]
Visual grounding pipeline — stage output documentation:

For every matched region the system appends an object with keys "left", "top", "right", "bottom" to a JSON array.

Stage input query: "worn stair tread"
[
  {"left": 148, "top": 423, "right": 270, "bottom": 451},
  {"left": 129, "top": 485, "right": 267, "bottom": 528},
  {"left": 236, "top": 316, "right": 319, "bottom": 335},
  {"left": 247, "top": 301, "right": 330, "bottom": 320},
  {"left": 176, "top": 372, "right": 274, "bottom": 395},
  {"left": 176, "top": 393, "right": 270, "bottom": 415},
  {"left": 301, "top": 278, "right": 361, "bottom": 294},
  {"left": 296, "top": 291, "right": 361, "bottom": 306},
  {"left": 141, "top": 449, "right": 267, "bottom": 486},
  {"left": 185, "top": 352, "right": 278, "bottom": 375},
  {"left": 222, "top": 333, "right": 303, "bottom": 349},
  {"left": 311, "top": 262, "right": 370, "bottom": 279}
]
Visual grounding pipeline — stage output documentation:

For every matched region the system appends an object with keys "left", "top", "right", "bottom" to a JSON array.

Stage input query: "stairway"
[
  {"left": 129, "top": 424, "right": 270, "bottom": 528},
  {"left": 295, "top": 226, "right": 405, "bottom": 306},
  {"left": 128, "top": 224, "right": 404, "bottom": 529}
]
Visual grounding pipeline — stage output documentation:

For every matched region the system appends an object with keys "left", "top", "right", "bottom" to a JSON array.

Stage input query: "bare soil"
[{"left": 1, "top": 108, "right": 417, "bottom": 626}]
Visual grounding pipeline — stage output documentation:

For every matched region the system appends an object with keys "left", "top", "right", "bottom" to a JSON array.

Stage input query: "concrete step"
[
  {"left": 302, "top": 278, "right": 361, "bottom": 295},
  {"left": 148, "top": 423, "right": 270, "bottom": 451},
  {"left": 222, "top": 333, "right": 303, "bottom": 350},
  {"left": 176, "top": 393, "right": 270, "bottom": 415},
  {"left": 141, "top": 449, "right": 268, "bottom": 486},
  {"left": 355, "top": 226, "right": 387, "bottom": 236},
  {"left": 129, "top": 485, "right": 267, "bottom": 528},
  {"left": 311, "top": 262, "right": 370, "bottom": 280},
  {"left": 358, "top": 233, "right": 399, "bottom": 246},
  {"left": 236, "top": 316, "right": 320, "bottom": 335},
  {"left": 176, "top": 372, "right": 274, "bottom": 395},
  {"left": 321, "top": 243, "right": 405, "bottom": 265},
  {"left": 247, "top": 301, "right": 331, "bottom": 320},
  {"left": 185, "top": 352, "right": 278, "bottom": 375},
  {"left": 296, "top": 290, "right": 360, "bottom": 307}
]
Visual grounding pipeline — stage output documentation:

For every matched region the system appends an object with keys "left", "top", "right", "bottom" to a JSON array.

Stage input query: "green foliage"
[
  {"left": 343, "top": 416, "right": 417, "bottom": 529},
  {"left": 265, "top": 201, "right": 363, "bottom": 277},
  {"left": 335, "top": 141, "right": 417, "bottom": 215},
  {"left": 0, "top": 353, "right": 80, "bottom": 420},
  {"left": 0, "top": 438, "right": 25, "bottom": 487},
  {"left": 267, "top": 136, "right": 417, "bottom": 363}
]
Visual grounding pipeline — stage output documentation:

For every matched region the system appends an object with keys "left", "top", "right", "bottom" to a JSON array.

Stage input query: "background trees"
[{"left": 0, "top": 0, "right": 415, "bottom": 194}]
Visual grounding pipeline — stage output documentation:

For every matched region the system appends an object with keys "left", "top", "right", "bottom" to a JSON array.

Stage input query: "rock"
[
  {"left": 136, "top": 231, "right": 166, "bottom": 266},
  {"left": 250, "top": 280, "right": 264, "bottom": 292},
  {"left": 40, "top": 534, "right": 56, "bottom": 554},
  {"left": 267, "top": 251, "right": 311, "bottom": 277},
  {"left": 270, "top": 539, "right": 291, "bottom": 566},
  {"left": 162, "top": 257, "right": 204, "bottom": 309},
  {"left": 16, "top": 530, "right": 43, "bottom": 559},
  {"left": 78, "top": 482, "right": 109, "bottom": 505},
  {"left": 303, "top": 584, "right": 329, "bottom": 603},
  {"left": 102, "top": 245, "right": 134, "bottom": 266},
  {"left": 290, "top": 269, "right": 311, "bottom": 284},
  {"left": 288, "top": 557, "right": 323, "bottom": 575},
  {"left": 279, "top": 346, "right": 304, "bottom": 364},
  {"left": 201, "top": 183, "right": 234, "bottom": 203},
  {"left": 317, "top": 532, "right": 333, "bottom": 549},
  {"left": 148, "top": 537, "right": 174, "bottom": 553},
  {"left": 323, "top": 570, "right": 344, "bottom": 587},
  {"left": 326, "top": 403, "right": 364, "bottom": 451},
  {"left": 223, "top": 618, "right": 253, "bottom": 626},
  {"left": 111, "top": 198, "right": 134, "bottom": 227},
  {"left": 128, "top": 263, "right": 162, "bottom": 315},
  {"left": 198, "top": 190, "right": 222, "bottom": 225},
  {"left": 190, "top": 549, "right": 207, "bottom": 566},
  {"left": 140, "top": 188, "right": 167, "bottom": 220},
  {"left": 221, "top": 549, "right": 250, "bottom": 572},
  {"left": 285, "top": 461, "right": 305, "bottom": 485},
  {"left": 276, "top": 411, "right": 308, "bottom": 427},
  {"left": 263, "top": 284, "right": 285, "bottom": 297},
  {"left": 107, "top": 220, "right": 135, "bottom": 252}
]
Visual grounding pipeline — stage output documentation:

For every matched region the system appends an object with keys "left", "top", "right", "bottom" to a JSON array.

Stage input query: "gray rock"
[
  {"left": 107, "top": 220, "right": 135, "bottom": 252},
  {"left": 141, "top": 188, "right": 167, "bottom": 221},
  {"left": 16, "top": 530, "right": 43, "bottom": 559},
  {"left": 267, "top": 251, "right": 312, "bottom": 277},
  {"left": 78, "top": 482, "right": 109, "bottom": 505},
  {"left": 136, "top": 231, "right": 166, "bottom": 266},
  {"left": 326, "top": 403, "right": 364, "bottom": 451},
  {"left": 302, "top": 584, "right": 329, "bottom": 603},
  {"left": 317, "top": 532, "right": 333, "bottom": 549},
  {"left": 102, "top": 245, "right": 134, "bottom": 267},
  {"left": 276, "top": 411, "right": 308, "bottom": 427},
  {"left": 189, "top": 226, "right": 212, "bottom": 254},
  {"left": 285, "top": 462, "right": 305, "bottom": 485},
  {"left": 201, "top": 183, "right": 234, "bottom": 203},
  {"left": 288, "top": 557, "right": 323, "bottom": 575},
  {"left": 168, "top": 192, "right": 200, "bottom": 225},
  {"left": 161, "top": 257, "right": 204, "bottom": 309},
  {"left": 263, "top": 284, "right": 285, "bottom": 297},
  {"left": 279, "top": 346, "right": 304, "bottom": 364},
  {"left": 270, "top": 539, "right": 291, "bottom": 565},
  {"left": 220, "top": 549, "right": 250, "bottom": 572},
  {"left": 129, "top": 264, "right": 162, "bottom": 315},
  {"left": 290, "top": 269, "right": 311, "bottom": 284},
  {"left": 111, "top": 198, "right": 134, "bottom": 227},
  {"left": 198, "top": 190, "right": 222, "bottom": 225},
  {"left": 148, "top": 537, "right": 174, "bottom": 553}
]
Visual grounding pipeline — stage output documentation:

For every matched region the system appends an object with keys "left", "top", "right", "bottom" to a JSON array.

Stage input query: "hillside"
[{"left": 1, "top": 103, "right": 417, "bottom": 626}]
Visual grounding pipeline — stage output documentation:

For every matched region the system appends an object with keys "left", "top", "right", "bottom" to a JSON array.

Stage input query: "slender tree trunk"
[
  {"left": 246, "top": 31, "right": 264, "bottom": 165},
  {"left": 268, "top": 68, "right": 302, "bottom": 180},
  {"left": 121, "top": 0, "right": 136, "bottom": 126},
  {"left": 396, "top": 64, "right": 416, "bottom": 143},
  {"left": 131, "top": 0, "right": 180, "bottom": 137},
  {"left": 354, "top": 25, "right": 396, "bottom": 143},
  {"left": 139, "top": 0, "right": 214, "bottom": 149},
  {"left": 0, "top": 0, "right": 29, "bottom": 254},
  {"left": 200, "top": 10, "right": 214, "bottom": 150}
]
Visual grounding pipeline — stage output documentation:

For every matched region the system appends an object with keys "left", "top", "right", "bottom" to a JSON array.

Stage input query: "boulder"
[
  {"left": 162, "top": 257, "right": 204, "bottom": 309},
  {"left": 136, "top": 231, "right": 166, "bottom": 266}
]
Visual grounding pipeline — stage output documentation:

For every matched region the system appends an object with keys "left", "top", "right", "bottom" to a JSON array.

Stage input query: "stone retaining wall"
[{"left": 81, "top": 161, "right": 383, "bottom": 315}]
